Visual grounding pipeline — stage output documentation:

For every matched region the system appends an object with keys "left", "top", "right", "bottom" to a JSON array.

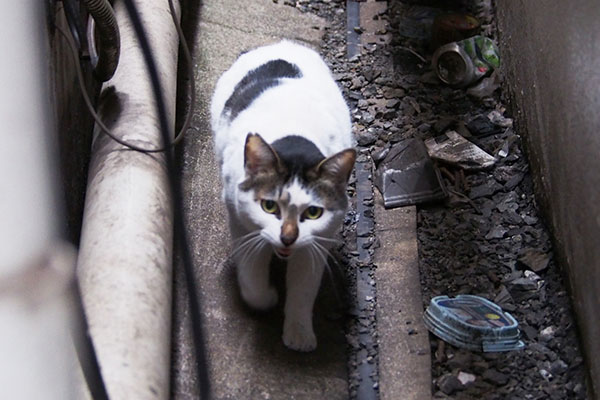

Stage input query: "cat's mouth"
[{"left": 275, "top": 247, "right": 293, "bottom": 259}]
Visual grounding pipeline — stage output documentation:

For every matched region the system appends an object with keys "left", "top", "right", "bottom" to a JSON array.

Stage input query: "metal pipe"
[
  {"left": 0, "top": 2, "right": 77, "bottom": 399},
  {"left": 76, "top": 0, "right": 181, "bottom": 398}
]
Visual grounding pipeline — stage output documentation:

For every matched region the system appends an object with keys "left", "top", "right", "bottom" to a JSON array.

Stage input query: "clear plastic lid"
[{"left": 424, "top": 294, "right": 525, "bottom": 352}]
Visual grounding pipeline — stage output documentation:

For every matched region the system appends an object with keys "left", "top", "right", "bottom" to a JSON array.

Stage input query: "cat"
[{"left": 210, "top": 40, "right": 355, "bottom": 352}]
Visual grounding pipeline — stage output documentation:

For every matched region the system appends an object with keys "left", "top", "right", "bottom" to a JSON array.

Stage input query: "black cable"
[
  {"left": 71, "top": 280, "right": 110, "bottom": 400},
  {"left": 119, "top": 1, "right": 212, "bottom": 399},
  {"left": 57, "top": 0, "right": 196, "bottom": 153}
]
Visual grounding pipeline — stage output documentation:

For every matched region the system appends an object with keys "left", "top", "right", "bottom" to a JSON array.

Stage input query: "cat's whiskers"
[
  {"left": 231, "top": 234, "right": 259, "bottom": 257},
  {"left": 307, "top": 245, "right": 320, "bottom": 274},
  {"left": 259, "top": 230, "right": 287, "bottom": 257},
  {"left": 311, "top": 239, "right": 334, "bottom": 260},
  {"left": 232, "top": 230, "right": 260, "bottom": 247},
  {"left": 312, "top": 239, "right": 344, "bottom": 276},
  {"left": 244, "top": 236, "right": 266, "bottom": 264},
  {"left": 308, "top": 242, "right": 327, "bottom": 274},
  {"left": 309, "top": 239, "right": 345, "bottom": 307},
  {"left": 311, "top": 234, "right": 342, "bottom": 246},
  {"left": 231, "top": 231, "right": 263, "bottom": 262}
]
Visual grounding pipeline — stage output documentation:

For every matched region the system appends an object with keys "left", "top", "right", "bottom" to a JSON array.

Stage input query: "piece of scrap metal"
[{"left": 374, "top": 138, "right": 447, "bottom": 208}]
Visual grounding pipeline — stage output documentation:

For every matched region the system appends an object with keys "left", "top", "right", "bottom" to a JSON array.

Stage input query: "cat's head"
[{"left": 236, "top": 133, "right": 355, "bottom": 259}]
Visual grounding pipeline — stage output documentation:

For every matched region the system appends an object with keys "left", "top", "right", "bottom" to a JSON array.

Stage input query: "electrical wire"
[
  {"left": 71, "top": 279, "right": 110, "bottom": 400},
  {"left": 57, "top": 0, "right": 196, "bottom": 153}
]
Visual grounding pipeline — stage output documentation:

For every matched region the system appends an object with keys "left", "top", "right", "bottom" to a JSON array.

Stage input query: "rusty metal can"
[{"left": 432, "top": 35, "right": 500, "bottom": 87}]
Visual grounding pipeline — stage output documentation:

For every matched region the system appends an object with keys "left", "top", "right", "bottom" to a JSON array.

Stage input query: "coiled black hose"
[{"left": 84, "top": 0, "right": 120, "bottom": 81}]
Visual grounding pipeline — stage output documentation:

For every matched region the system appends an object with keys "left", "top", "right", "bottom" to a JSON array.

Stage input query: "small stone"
[
  {"left": 509, "top": 277, "right": 538, "bottom": 291},
  {"left": 470, "top": 181, "right": 502, "bottom": 199},
  {"left": 467, "top": 115, "right": 502, "bottom": 136},
  {"left": 485, "top": 226, "right": 509, "bottom": 240},
  {"left": 417, "top": 122, "right": 431, "bottom": 133},
  {"left": 482, "top": 369, "right": 509, "bottom": 386},
  {"left": 550, "top": 359, "right": 569, "bottom": 375},
  {"left": 363, "top": 69, "right": 381, "bottom": 82},
  {"left": 573, "top": 383, "right": 585, "bottom": 397},
  {"left": 385, "top": 99, "right": 400, "bottom": 108},
  {"left": 505, "top": 172, "right": 525, "bottom": 190},
  {"left": 540, "top": 326, "right": 557, "bottom": 342},
  {"left": 433, "top": 118, "right": 455, "bottom": 133},
  {"left": 521, "top": 324, "right": 538, "bottom": 341},
  {"left": 437, "top": 374, "right": 464, "bottom": 395},
  {"left": 519, "top": 249, "right": 551, "bottom": 272},
  {"left": 522, "top": 214, "right": 539, "bottom": 225},
  {"left": 351, "top": 77, "right": 364, "bottom": 90},
  {"left": 539, "top": 368, "right": 553, "bottom": 381},
  {"left": 382, "top": 86, "right": 405, "bottom": 99},
  {"left": 496, "top": 193, "right": 520, "bottom": 212}
]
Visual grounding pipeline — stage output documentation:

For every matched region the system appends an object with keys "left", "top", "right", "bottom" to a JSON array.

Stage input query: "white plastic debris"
[{"left": 458, "top": 371, "right": 477, "bottom": 385}]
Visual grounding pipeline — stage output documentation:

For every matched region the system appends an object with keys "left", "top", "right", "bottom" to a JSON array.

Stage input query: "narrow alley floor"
[{"left": 171, "top": 0, "right": 589, "bottom": 399}]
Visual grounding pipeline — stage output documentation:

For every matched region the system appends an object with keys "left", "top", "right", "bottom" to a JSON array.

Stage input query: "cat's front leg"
[
  {"left": 235, "top": 243, "right": 278, "bottom": 310},
  {"left": 230, "top": 220, "right": 278, "bottom": 311},
  {"left": 283, "top": 251, "right": 324, "bottom": 352}
]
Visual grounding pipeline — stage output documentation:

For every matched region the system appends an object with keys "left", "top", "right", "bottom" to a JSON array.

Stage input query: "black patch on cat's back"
[
  {"left": 271, "top": 136, "right": 324, "bottom": 181},
  {"left": 223, "top": 59, "right": 302, "bottom": 121}
]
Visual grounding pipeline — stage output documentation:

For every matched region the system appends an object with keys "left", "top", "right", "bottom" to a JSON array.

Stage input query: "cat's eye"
[
  {"left": 303, "top": 206, "right": 323, "bottom": 220},
  {"left": 260, "top": 199, "right": 279, "bottom": 215}
]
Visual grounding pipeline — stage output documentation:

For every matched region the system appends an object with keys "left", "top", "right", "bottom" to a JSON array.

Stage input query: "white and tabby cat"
[{"left": 211, "top": 41, "right": 355, "bottom": 351}]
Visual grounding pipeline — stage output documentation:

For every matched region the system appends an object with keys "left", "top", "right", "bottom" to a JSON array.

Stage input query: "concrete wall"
[{"left": 495, "top": 1, "right": 600, "bottom": 397}]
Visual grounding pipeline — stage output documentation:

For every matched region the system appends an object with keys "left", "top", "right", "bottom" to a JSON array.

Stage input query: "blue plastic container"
[{"left": 423, "top": 294, "right": 524, "bottom": 352}]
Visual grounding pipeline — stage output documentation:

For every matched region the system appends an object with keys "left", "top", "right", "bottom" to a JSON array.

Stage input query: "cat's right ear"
[{"left": 244, "top": 133, "right": 281, "bottom": 176}]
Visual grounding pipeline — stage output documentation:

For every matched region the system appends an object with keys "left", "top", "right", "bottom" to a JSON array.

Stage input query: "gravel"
[{"left": 289, "top": 0, "right": 589, "bottom": 399}]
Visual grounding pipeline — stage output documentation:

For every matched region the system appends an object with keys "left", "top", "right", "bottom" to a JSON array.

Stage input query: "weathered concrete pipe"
[{"left": 76, "top": 0, "right": 181, "bottom": 398}]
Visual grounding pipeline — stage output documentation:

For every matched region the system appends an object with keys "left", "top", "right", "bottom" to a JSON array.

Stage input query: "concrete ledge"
[{"left": 374, "top": 192, "right": 431, "bottom": 400}]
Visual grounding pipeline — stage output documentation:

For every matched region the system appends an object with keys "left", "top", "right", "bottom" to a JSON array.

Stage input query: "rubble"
[{"left": 295, "top": 0, "right": 588, "bottom": 398}]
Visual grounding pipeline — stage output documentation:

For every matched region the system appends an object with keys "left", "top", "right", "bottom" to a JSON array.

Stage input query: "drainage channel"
[
  {"left": 348, "top": 2, "right": 381, "bottom": 399},
  {"left": 354, "top": 160, "right": 379, "bottom": 399}
]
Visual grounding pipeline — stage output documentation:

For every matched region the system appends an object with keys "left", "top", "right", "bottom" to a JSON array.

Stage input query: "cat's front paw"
[
  {"left": 283, "top": 320, "right": 317, "bottom": 352},
  {"left": 240, "top": 286, "right": 278, "bottom": 311}
]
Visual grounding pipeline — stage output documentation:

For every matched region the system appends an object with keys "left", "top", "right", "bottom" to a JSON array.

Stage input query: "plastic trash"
[
  {"left": 424, "top": 294, "right": 525, "bottom": 352},
  {"left": 424, "top": 131, "right": 496, "bottom": 170},
  {"left": 467, "top": 72, "right": 500, "bottom": 98}
]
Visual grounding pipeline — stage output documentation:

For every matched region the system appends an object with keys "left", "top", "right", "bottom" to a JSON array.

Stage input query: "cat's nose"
[
  {"left": 280, "top": 220, "right": 298, "bottom": 247},
  {"left": 280, "top": 233, "right": 297, "bottom": 246},
  {"left": 279, "top": 218, "right": 298, "bottom": 246}
]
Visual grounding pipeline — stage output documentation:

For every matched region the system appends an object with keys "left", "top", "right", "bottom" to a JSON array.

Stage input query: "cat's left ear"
[
  {"left": 314, "top": 148, "right": 356, "bottom": 184},
  {"left": 244, "top": 133, "right": 282, "bottom": 175}
]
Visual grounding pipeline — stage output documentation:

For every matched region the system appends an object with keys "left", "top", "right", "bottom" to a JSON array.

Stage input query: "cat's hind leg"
[{"left": 283, "top": 250, "right": 324, "bottom": 352}]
